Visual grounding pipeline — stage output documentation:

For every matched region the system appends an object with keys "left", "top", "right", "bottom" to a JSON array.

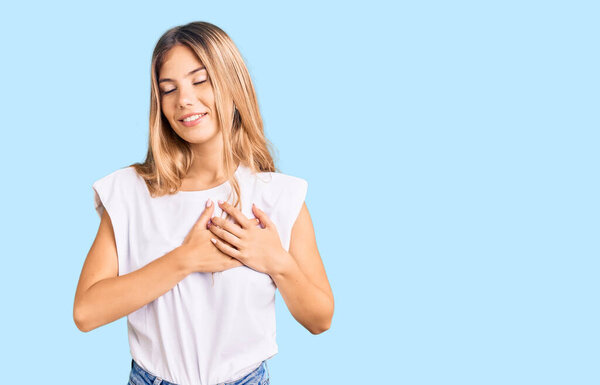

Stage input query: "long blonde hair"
[
  {"left": 130, "top": 21, "right": 279, "bottom": 209},
  {"left": 128, "top": 22, "right": 279, "bottom": 284}
]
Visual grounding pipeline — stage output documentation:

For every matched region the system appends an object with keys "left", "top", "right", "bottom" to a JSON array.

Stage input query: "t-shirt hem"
[{"left": 213, "top": 346, "right": 278, "bottom": 384}]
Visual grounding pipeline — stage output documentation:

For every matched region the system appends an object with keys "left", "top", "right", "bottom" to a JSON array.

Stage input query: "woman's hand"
[
  {"left": 208, "top": 200, "right": 286, "bottom": 276},
  {"left": 179, "top": 199, "right": 244, "bottom": 274}
]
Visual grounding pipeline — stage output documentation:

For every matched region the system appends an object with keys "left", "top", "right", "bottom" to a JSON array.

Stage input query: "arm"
[
  {"left": 271, "top": 202, "right": 334, "bottom": 334},
  {"left": 73, "top": 210, "right": 190, "bottom": 333}
]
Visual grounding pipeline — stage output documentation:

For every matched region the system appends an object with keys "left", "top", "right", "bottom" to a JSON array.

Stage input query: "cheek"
[
  {"left": 160, "top": 101, "right": 174, "bottom": 121},
  {"left": 199, "top": 87, "right": 215, "bottom": 106}
]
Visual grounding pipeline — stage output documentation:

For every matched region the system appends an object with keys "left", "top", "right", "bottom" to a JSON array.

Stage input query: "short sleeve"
[
  {"left": 92, "top": 172, "right": 120, "bottom": 220},
  {"left": 91, "top": 168, "right": 130, "bottom": 276},
  {"left": 92, "top": 180, "right": 107, "bottom": 219},
  {"left": 274, "top": 175, "right": 308, "bottom": 252}
]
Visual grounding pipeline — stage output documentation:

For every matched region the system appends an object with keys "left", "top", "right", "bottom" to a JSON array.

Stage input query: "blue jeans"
[{"left": 129, "top": 358, "right": 270, "bottom": 385}]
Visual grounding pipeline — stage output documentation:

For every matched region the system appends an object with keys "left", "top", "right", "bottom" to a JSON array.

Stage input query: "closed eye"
[{"left": 161, "top": 80, "right": 207, "bottom": 95}]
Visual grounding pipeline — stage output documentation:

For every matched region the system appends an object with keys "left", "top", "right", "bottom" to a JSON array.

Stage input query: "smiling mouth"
[
  {"left": 179, "top": 112, "right": 208, "bottom": 127},
  {"left": 179, "top": 112, "right": 208, "bottom": 122}
]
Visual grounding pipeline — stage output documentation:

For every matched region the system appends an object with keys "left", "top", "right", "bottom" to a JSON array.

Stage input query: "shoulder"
[
  {"left": 92, "top": 166, "right": 136, "bottom": 219},
  {"left": 238, "top": 164, "right": 306, "bottom": 200},
  {"left": 251, "top": 168, "right": 308, "bottom": 208},
  {"left": 251, "top": 168, "right": 308, "bottom": 192},
  {"left": 93, "top": 166, "right": 137, "bottom": 187},
  {"left": 92, "top": 166, "right": 139, "bottom": 208}
]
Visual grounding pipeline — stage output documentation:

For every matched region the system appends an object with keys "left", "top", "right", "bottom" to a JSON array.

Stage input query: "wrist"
[
  {"left": 269, "top": 249, "right": 294, "bottom": 280},
  {"left": 171, "top": 244, "right": 193, "bottom": 276}
]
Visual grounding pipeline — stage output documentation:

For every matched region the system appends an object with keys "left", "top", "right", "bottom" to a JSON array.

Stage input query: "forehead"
[{"left": 159, "top": 45, "right": 204, "bottom": 76}]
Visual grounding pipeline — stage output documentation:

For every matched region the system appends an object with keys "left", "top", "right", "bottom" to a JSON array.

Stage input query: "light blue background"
[{"left": 0, "top": 1, "right": 597, "bottom": 384}]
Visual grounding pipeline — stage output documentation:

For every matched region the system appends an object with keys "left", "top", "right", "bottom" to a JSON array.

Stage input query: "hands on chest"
[
  {"left": 178, "top": 198, "right": 285, "bottom": 277},
  {"left": 207, "top": 200, "right": 285, "bottom": 276}
]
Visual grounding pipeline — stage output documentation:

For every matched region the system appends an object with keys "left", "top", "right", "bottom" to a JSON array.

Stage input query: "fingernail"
[
  {"left": 218, "top": 200, "right": 224, "bottom": 205},
  {"left": 206, "top": 199, "right": 212, "bottom": 207}
]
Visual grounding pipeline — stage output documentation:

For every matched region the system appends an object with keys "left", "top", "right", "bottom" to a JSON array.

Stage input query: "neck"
[{"left": 185, "top": 140, "right": 238, "bottom": 185}]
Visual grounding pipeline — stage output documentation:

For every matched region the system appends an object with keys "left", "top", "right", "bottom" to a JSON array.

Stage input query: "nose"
[{"left": 177, "top": 83, "right": 196, "bottom": 108}]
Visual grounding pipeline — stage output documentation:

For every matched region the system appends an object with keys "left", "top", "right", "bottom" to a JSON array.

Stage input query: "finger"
[
  {"left": 208, "top": 221, "right": 241, "bottom": 248},
  {"left": 252, "top": 203, "right": 272, "bottom": 229},
  {"left": 210, "top": 216, "right": 244, "bottom": 238},
  {"left": 210, "top": 237, "right": 242, "bottom": 260},
  {"left": 229, "top": 258, "right": 244, "bottom": 269},
  {"left": 194, "top": 199, "right": 214, "bottom": 230},
  {"left": 218, "top": 200, "right": 252, "bottom": 229}
]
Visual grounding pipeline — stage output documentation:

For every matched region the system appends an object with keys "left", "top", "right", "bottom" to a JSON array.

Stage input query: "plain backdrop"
[{"left": 0, "top": 1, "right": 598, "bottom": 384}]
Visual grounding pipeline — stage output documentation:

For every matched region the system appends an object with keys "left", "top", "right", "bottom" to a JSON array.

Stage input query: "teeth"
[{"left": 183, "top": 113, "right": 206, "bottom": 122}]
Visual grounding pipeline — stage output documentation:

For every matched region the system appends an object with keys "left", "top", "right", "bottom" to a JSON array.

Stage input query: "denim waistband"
[
  {"left": 130, "top": 358, "right": 270, "bottom": 385},
  {"left": 131, "top": 359, "right": 177, "bottom": 385}
]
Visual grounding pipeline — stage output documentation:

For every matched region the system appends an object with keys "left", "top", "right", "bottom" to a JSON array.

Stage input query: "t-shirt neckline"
[{"left": 175, "top": 163, "right": 243, "bottom": 195}]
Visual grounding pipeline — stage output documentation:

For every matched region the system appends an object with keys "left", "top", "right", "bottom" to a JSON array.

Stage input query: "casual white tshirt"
[{"left": 91, "top": 162, "right": 307, "bottom": 385}]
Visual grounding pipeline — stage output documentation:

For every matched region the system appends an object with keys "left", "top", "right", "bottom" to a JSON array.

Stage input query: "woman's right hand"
[{"left": 179, "top": 199, "right": 244, "bottom": 273}]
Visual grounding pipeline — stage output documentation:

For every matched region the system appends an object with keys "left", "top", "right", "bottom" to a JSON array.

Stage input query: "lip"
[
  {"left": 179, "top": 112, "right": 208, "bottom": 127},
  {"left": 178, "top": 112, "right": 208, "bottom": 121}
]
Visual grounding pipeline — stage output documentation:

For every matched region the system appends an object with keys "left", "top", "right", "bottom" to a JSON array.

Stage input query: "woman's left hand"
[{"left": 208, "top": 200, "right": 286, "bottom": 276}]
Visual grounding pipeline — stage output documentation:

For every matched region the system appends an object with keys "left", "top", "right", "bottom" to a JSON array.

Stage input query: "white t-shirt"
[{"left": 91, "top": 162, "right": 307, "bottom": 385}]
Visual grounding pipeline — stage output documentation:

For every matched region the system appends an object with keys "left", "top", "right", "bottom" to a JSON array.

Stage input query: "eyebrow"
[{"left": 158, "top": 66, "right": 206, "bottom": 83}]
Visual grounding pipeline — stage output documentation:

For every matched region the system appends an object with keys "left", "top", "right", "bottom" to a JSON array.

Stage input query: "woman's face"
[{"left": 158, "top": 44, "right": 219, "bottom": 145}]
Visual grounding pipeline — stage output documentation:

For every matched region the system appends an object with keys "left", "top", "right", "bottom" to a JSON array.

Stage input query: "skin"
[
  {"left": 209, "top": 200, "right": 334, "bottom": 334},
  {"left": 159, "top": 44, "right": 236, "bottom": 188},
  {"left": 73, "top": 43, "right": 333, "bottom": 335},
  {"left": 159, "top": 44, "right": 334, "bottom": 333}
]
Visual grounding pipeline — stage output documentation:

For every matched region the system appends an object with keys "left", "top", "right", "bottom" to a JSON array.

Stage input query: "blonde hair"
[
  {"left": 130, "top": 21, "right": 279, "bottom": 200},
  {"left": 129, "top": 21, "right": 279, "bottom": 281}
]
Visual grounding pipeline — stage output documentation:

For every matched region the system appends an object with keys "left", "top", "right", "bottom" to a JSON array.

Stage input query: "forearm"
[
  {"left": 74, "top": 246, "right": 190, "bottom": 333},
  {"left": 270, "top": 251, "right": 333, "bottom": 334}
]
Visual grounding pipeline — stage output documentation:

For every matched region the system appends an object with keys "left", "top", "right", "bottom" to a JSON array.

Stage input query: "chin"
[
  {"left": 170, "top": 120, "right": 218, "bottom": 141},
  {"left": 183, "top": 128, "right": 220, "bottom": 144}
]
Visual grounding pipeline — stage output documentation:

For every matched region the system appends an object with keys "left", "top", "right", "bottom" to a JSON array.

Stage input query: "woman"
[{"left": 73, "top": 21, "right": 334, "bottom": 385}]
